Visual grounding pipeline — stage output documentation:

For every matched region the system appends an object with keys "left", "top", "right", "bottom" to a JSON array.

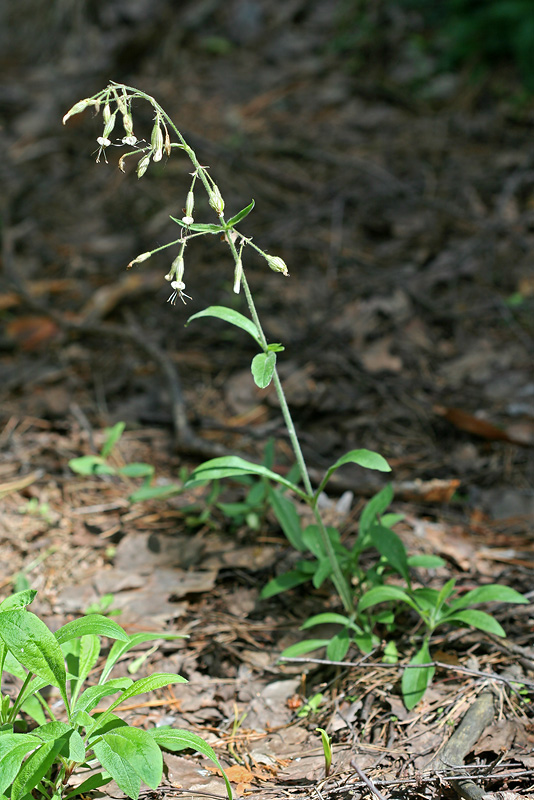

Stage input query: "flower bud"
[
  {"left": 62, "top": 98, "right": 94, "bottom": 125},
  {"left": 137, "top": 153, "right": 151, "bottom": 178},
  {"left": 103, "top": 103, "right": 112, "bottom": 123},
  {"left": 233, "top": 258, "right": 243, "bottom": 294},
  {"left": 122, "top": 112, "right": 134, "bottom": 136},
  {"left": 185, "top": 190, "right": 195, "bottom": 219},
  {"left": 102, "top": 113, "right": 117, "bottom": 140},
  {"left": 265, "top": 254, "right": 289, "bottom": 276},
  {"left": 208, "top": 185, "right": 225, "bottom": 215},
  {"left": 127, "top": 251, "right": 152, "bottom": 269}
]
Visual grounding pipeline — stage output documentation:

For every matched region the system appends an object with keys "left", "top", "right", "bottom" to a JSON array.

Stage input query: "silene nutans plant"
[
  {"left": 63, "top": 83, "right": 527, "bottom": 712},
  {"left": 0, "top": 590, "right": 231, "bottom": 800}
]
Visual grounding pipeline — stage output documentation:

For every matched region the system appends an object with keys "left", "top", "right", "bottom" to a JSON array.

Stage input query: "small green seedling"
[
  {"left": 0, "top": 590, "right": 232, "bottom": 800},
  {"left": 297, "top": 692, "right": 324, "bottom": 718},
  {"left": 69, "top": 422, "right": 181, "bottom": 502},
  {"left": 315, "top": 727, "right": 332, "bottom": 777}
]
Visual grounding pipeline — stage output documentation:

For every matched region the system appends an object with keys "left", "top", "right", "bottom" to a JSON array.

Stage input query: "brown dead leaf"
[
  {"left": 6, "top": 315, "right": 62, "bottom": 350},
  {"left": 434, "top": 406, "right": 532, "bottom": 446}
]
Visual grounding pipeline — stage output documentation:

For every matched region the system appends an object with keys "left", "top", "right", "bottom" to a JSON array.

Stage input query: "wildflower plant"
[
  {"left": 64, "top": 83, "right": 527, "bottom": 710},
  {"left": 0, "top": 590, "right": 231, "bottom": 800}
]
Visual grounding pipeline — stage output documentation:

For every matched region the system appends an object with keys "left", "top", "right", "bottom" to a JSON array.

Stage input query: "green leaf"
[
  {"left": 148, "top": 728, "right": 233, "bottom": 799},
  {"left": 0, "top": 734, "right": 41, "bottom": 794},
  {"left": 358, "top": 585, "right": 418, "bottom": 614},
  {"left": 92, "top": 726, "right": 162, "bottom": 796},
  {"left": 73, "top": 678, "right": 133, "bottom": 716},
  {"left": 358, "top": 484, "right": 395, "bottom": 541},
  {"left": 94, "top": 674, "right": 187, "bottom": 730},
  {"left": 68, "top": 634, "right": 101, "bottom": 705},
  {"left": 11, "top": 737, "right": 67, "bottom": 800},
  {"left": 186, "top": 306, "right": 262, "bottom": 345},
  {"left": 301, "top": 613, "right": 363, "bottom": 634},
  {"left": 369, "top": 525, "right": 410, "bottom": 583},
  {"left": 185, "top": 456, "right": 304, "bottom": 497},
  {"left": 251, "top": 351, "right": 276, "bottom": 388},
  {"left": 316, "top": 450, "right": 391, "bottom": 498},
  {"left": 267, "top": 343, "right": 285, "bottom": 353},
  {"left": 280, "top": 639, "right": 330, "bottom": 658},
  {"left": 117, "top": 463, "right": 154, "bottom": 478},
  {"left": 64, "top": 773, "right": 112, "bottom": 800},
  {"left": 449, "top": 585, "right": 528, "bottom": 611},
  {"left": 69, "top": 455, "right": 116, "bottom": 475},
  {"left": 0, "top": 610, "right": 68, "bottom": 707},
  {"left": 129, "top": 483, "right": 182, "bottom": 502},
  {"left": 226, "top": 199, "right": 255, "bottom": 228},
  {"left": 101, "top": 422, "right": 125, "bottom": 458},
  {"left": 55, "top": 614, "right": 130, "bottom": 645},
  {"left": 440, "top": 610, "right": 506, "bottom": 637},
  {"left": 33, "top": 722, "right": 86, "bottom": 762},
  {"left": 312, "top": 557, "right": 333, "bottom": 588},
  {"left": 407, "top": 555, "right": 446, "bottom": 569},
  {"left": 99, "top": 633, "right": 187, "bottom": 685},
  {"left": 260, "top": 570, "right": 311, "bottom": 598},
  {"left": 170, "top": 216, "right": 224, "bottom": 234},
  {"left": 0, "top": 591, "right": 37, "bottom": 612},
  {"left": 402, "top": 641, "right": 435, "bottom": 710},
  {"left": 326, "top": 629, "right": 350, "bottom": 661},
  {"left": 20, "top": 694, "right": 47, "bottom": 726},
  {"left": 268, "top": 487, "right": 305, "bottom": 551}
]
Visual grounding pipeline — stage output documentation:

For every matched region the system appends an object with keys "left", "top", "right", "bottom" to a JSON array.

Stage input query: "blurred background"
[{"left": 1, "top": 0, "right": 533, "bottom": 512}]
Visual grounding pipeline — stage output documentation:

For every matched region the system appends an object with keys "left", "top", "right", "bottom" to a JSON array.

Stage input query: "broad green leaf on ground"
[
  {"left": 402, "top": 640, "right": 435, "bottom": 711},
  {"left": 55, "top": 615, "right": 129, "bottom": 645},
  {"left": 92, "top": 726, "right": 162, "bottom": 797},
  {"left": 449, "top": 585, "right": 527, "bottom": 610},
  {"left": 358, "top": 585, "right": 419, "bottom": 614},
  {"left": 441, "top": 610, "right": 506, "bottom": 637},
  {"left": 148, "top": 728, "right": 233, "bottom": 799},
  {"left": 117, "top": 463, "right": 154, "bottom": 478},
  {"left": 251, "top": 351, "right": 276, "bottom": 388},
  {"left": 0, "top": 610, "right": 67, "bottom": 706},
  {"left": 280, "top": 639, "right": 331, "bottom": 658},
  {"left": 407, "top": 554, "right": 446, "bottom": 569},
  {"left": 315, "top": 450, "right": 391, "bottom": 498},
  {"left": 186, "top": 306, "right": 261, "bottom": 345},
  {"left": 185, "top": 456, "right": 305, "bottom": 497}
]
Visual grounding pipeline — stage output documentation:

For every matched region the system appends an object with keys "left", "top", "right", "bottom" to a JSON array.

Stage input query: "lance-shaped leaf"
[
  {"left": 149, "top": 727, "right": 232, "bottom": 799},
  {"left": 0, "top": 734, "right": 41, "bottom": 794},
  {"left": 315, "top": 449, "right": 391, "bottom": 499},
  {"left": 170, "top": 216, "right": 224, "bottom": 234},
  {"left": 225, "top": 199, "right": 255, "bottom": 228},
  {"left": 55, "top": 614, "right": 129, "bottom": 645},
  {"left": 187, "top": 306, "right": 262, "bottom": 345},
  {"left": 185, "top": 456, "right": 307, "bottom": 499}
]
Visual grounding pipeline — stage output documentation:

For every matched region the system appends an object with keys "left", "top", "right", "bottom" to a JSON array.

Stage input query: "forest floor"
[{"left": 1, "top": 1, "right": 533, "bottom": 798}]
